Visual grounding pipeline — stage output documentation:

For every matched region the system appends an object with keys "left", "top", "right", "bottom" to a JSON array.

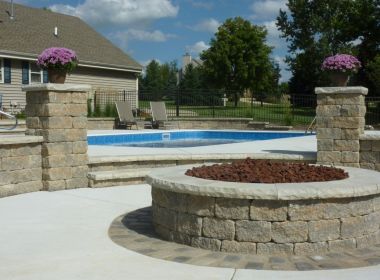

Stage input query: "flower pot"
[
  {"left": 329, "top": 72, "right": 350, "bottom": 87},
  {"left": 48, "top": 69, "right": 67, "bottom": 84}
]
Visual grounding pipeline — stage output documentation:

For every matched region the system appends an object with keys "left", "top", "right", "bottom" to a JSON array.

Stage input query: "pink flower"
[
  {"left": 36, "top": 47, "right": 78, "bottom": 73},
  {"left": 321, "top": 54, "right": 361, "bottom": 74}
]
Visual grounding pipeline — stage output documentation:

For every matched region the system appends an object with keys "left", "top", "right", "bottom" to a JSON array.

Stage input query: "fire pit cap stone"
[{"left": 146, "top": 164, "right": 380, "bottom": 200}]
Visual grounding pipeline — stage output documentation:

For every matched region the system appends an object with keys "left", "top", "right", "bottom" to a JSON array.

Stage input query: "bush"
[{"left": 87, "top": 99, "right": 93, "bottom": 117}]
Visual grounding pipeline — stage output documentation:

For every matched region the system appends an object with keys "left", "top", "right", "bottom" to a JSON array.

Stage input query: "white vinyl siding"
[{"left": 0, "top": 59, "right": 138, "bottom": 111}]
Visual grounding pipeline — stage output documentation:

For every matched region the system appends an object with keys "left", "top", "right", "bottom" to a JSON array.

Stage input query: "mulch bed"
[{"left": 185, "top": 158, "right": 348, "bottom": 183}]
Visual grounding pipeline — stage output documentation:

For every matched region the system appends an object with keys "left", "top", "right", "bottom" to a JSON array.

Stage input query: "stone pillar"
[
  {"left": 23, "top": 84, "right": 91, "bottom": 191},
  {"left": 315, "top": 87, "right": 367, "bottom": 167}
]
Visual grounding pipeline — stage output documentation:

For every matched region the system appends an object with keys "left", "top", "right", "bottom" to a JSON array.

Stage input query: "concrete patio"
[{"left": 1, "top": 132, "right": 380, "bottom": 279}]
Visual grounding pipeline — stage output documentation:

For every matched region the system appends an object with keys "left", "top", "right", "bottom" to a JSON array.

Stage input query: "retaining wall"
[
  {"left": 0, "top": 136, "right": 43, "bottom": 197},
  {"left": 360, "top": 134, "right": 380, "bottom": 171}
]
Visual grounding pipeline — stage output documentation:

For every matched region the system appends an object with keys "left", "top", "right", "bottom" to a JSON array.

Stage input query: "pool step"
[
  {"left": 247, "top": 121, "right": 269, "bottom": 129},
  {"left": 263, "top": 125, "right": 293, "bottom": 131},
  {"left": 0, "top": 128, "right": 26, "bottom": 134},
  {"left": 88, "top": 168, "right": 152, "bottom": 188},
  {"left": 87, "top": 153, "right": 316, "bottom": 188},
  {"left": 247, "top": 121, "right": 292, "bottom": 131}
]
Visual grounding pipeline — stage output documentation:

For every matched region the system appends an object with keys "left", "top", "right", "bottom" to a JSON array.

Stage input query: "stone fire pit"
[{"left": 146, "top": 165, "right": 380, "bottom": 255}]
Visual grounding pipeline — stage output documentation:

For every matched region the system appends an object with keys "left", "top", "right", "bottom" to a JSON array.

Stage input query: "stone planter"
[
  {"left": 48, "top": 68, "right": 67, "bottom": 83},
  {"left": 329, "top": 72, "right": 350, "bottom": 86},
  {"left": 146, "top": 165, "right": 380, "bottom": 255}
]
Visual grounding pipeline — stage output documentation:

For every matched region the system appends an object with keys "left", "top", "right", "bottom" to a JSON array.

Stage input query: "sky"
[{"left": 14, "top": 0, "right": 290, "bottom": 81}]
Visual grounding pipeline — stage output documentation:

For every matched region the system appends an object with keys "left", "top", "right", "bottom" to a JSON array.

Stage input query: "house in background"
[
  {"left": 0, "top": 1, "right": 142, "bottom": 112},
  {"left": 179, "top": 53, "right": 203, "bottom": 81}
]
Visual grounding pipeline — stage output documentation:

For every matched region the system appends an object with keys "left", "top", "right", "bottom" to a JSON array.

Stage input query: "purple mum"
[
  {"left": 321, "top": 54, "right": 361, "bottom": 74},
  {"left": 37, "top": 47, "right": 78, "bottom": 72}
]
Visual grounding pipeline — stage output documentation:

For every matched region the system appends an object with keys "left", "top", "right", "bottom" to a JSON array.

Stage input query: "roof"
[{"left": 0, "top": 1, "right": 142, "bottom": 72}]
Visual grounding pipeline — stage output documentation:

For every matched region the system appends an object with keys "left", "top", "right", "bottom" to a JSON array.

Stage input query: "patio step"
[
  {"left": 247, "top": 121, "right": 269, "bottom": 129},
  {"left": 263, "top": 125, "right": 293, "bottom": 131},
  {"left": 87, "top": 153, "right": 316, "bottom": 188},
  {"left": 247, "top": 121, "right": 292, "bottom": 131},
  {"left": 88, "top": 168, "right": 152, "bottom": 188},
  {"left": 0, "top": 128, "right": 26, "bottom": 134}
]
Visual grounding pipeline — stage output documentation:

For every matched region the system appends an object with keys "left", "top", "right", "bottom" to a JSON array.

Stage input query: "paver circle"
[{"left": 109, "top": 207, "right": 380, "bottom": 271}]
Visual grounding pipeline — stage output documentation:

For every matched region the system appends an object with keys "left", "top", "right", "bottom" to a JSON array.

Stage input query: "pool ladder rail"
[
  {"left": 0, "top": 109, "right": 18, "bottom": 130},
  {"left": 305, "top": 117, "right": 316, "bottom": 134}
]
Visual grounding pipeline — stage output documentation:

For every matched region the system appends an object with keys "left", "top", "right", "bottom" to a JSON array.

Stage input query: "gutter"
[{"left": 0, "top": 50, "right": 142, "bottom": 73}]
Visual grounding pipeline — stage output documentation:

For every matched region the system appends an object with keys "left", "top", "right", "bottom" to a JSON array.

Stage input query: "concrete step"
[
  {"left": 247, "top": 121, "right": 269, "bottom": 129},
  {"left": 87, "top": 153, "right": 316, "bottom": 188},
  {"left": 0, "top": 119, "right": 26, "bottom": 128},
  {"left": 88, "top": 168, "right": 152, "bottom": 188},
  {"left": 0, "top": 128, "right": 26, "bottom": 134},
  {"left": 263, "top": 125, "right": 293, "bottom": 131}
]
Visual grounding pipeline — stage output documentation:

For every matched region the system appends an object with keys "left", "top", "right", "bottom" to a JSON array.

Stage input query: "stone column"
[
  {"left": 315, "top": 87, "right": 367, "bottom": 167},
  {"left": 23, "top": 84, "right": 91, "bottom": 191}
]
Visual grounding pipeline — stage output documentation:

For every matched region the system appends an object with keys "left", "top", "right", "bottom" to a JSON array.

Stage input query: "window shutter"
[
  {"left": 43, "top": 69, "right": 48, "bottom": 83},
  {"left": 3, "top": 59, "right": 11, "bottom": 83},
  {"left": 22, "top": 61, "right": 29, "bottom": 84}
]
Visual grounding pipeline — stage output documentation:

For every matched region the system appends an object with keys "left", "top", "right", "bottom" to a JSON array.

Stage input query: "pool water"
[
  {"left": 88, "top": 130, "right": 308, "bottom": 148},
  {"left": 117, "top": 139, "right": 243, "bottom": 148}
]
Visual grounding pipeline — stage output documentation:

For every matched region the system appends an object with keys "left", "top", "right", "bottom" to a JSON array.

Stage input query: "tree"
[
  {"left": 160, "top": 60, "right": 178, "bottom": 91},
  {"left": 142, "top": 60, "right": 162, "bottom": 96},
  {"left": 201, "top": 17, "right": 273, "bottom": 106},
  {"left": 277, "top": 0, "right": 380, "bottom": 96},
  {"left": 180, "top": 64, "right": 202, "bottom": 90},
  {"left": 367, "top": 55, "right": 380, "bottom": 95}
]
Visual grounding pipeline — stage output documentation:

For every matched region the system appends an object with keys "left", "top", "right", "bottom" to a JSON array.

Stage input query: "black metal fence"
[{"left": 93, "top": 89, "right": 380, "bottom": 126}]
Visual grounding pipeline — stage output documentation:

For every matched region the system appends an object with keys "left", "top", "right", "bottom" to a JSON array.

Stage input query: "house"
[
  {"left": 179, "top": 53, "right": 203, "bottom": 81},
  {"left": 0, "top": 1, "right": 142, "bottom": 111}
]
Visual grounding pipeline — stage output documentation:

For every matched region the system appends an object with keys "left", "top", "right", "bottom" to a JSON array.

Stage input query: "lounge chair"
[
  {"left": 115, "top": 101, "right": 138, "bottom": 129},
  {"left": 149, "top": 101, "right": 178, "bottom": 129}
]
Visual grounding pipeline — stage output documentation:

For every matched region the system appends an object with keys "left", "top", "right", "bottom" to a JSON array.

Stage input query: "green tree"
[
  {"left": 143, "top": 60, "right": 162, "bottom": 91},
  {"left": 180, "top": 64, "right": 203, "bottom": 90},
  {"left": 161, "top": 60, "right": 178, "bottom": 91},
  {"left": 367, "top": 55, "right": 380, "bottom": 95},
  {"left": 277, "top": 0, "right": 380, "bottom": 96},
  {"left": 201, "top": 17, "right": 273, "bottom": 106}
]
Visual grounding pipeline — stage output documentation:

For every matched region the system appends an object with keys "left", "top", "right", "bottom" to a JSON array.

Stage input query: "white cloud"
[
  {"left": 187, "top": 0, "right": 214, "bottom": 10},
  {"left": 125, "top": 29, "right": 175, "bottom": 42},
  {"left": 273, "top": 55, "right": 290, "bottom": 82},
  {"left": 263, "top": 20, "right": 283, "bottom": 48},
  {"left": 250, "top": 0, "right": 287, "bottom": 21},
  {"left": 186, "top": 41, "right": 210, "bottom": 55},
  {"left": 50, "top": 0, "right": 179, "bottom": 28},
  {"left": 141, "top": 58, "right": 162, "bottom": 66},
  {"left": 191, "top": 18, "right": 220, "bottom": 33}
]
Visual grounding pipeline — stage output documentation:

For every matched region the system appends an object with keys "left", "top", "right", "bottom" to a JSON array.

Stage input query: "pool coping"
[
  {"left": 146, "top": 165, "right": 380, "bottom": 200},
  {"left": 89, "top": 152, "right": 316, "bottom": 164}
]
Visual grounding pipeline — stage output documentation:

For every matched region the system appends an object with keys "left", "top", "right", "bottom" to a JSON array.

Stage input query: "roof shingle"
[{"left": 0, "top": 1, "right": 142, "bottom": 71}]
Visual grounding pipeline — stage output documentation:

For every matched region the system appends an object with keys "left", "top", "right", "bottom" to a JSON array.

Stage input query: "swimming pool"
[{"left": 88, "top": 130, "right": 308, "bottom": 148}]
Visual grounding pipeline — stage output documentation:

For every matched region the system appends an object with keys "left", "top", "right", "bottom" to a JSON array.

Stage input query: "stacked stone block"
[
  {"left": 359, "top": 135, "right": 380, "bottom": 171},
  {"left": 0, "top": 138, "right": 43, "bottom": 197},
  {"left": 152, "top": 187, "right": 380, "bottom": 255},
  {"left": 24, "top": 84, "right": 91, "bottom": 191},
  {"left": 315, "top": 87, "right": 368, "bottom": 167}
]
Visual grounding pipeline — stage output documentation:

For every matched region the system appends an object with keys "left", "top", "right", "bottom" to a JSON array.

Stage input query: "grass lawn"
[{"left": 138, "top": 100, "right": 315, "bottom": 126}]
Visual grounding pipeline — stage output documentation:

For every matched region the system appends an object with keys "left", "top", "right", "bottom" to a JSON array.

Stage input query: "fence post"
[
  {"left": 212, "top": 92, "right": 215, "bottom": 118},
  {"left": 123, "top": 90, "right": 126, "bottom": 101},
  {"left": 176, "top": 89, "right": 180, "bottom": 117},
  {"left": 94, "top": 91, "right": 97, "bottom": 111},
  {"left": 292, "top": 94, "right": 295, "bottom": 117}
]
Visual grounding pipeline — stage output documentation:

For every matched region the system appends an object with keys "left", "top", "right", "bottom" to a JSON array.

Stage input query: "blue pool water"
[{"left": 88, "top": 130, "right": 307, "bottom": 148}]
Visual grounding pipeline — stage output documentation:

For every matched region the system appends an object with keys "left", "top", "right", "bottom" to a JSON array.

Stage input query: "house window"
[
  {"left": 29, "top": 62, "right": 43, "bottom": 84},
  {"left": 0, "top": 59, "right": 3, "bottom": 83}
]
